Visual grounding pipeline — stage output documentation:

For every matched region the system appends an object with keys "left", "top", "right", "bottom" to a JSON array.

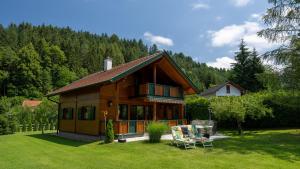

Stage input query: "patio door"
[{"left": 129, "top": 121, "right": 136, "bottom": 133}]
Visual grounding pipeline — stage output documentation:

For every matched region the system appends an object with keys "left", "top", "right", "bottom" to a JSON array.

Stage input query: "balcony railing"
[{"left": 132, "top": 83, "right": 183, "bottom": 99}]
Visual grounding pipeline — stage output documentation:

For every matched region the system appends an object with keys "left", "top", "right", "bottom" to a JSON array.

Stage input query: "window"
[
  {"left": 61, "top": 108, "right": 73, "bottom": 120},
  {"left": 130, "top": 105, "right": 144, "bottom": 120},
  {"left": 172, "top": 105, "right": 179, "bottom": 120},
  {"left": 226, "top": 85, "right": 231, "bottom": 94},
  {"left": 145, "top": 106, "right": 153, "bottom": 120},
  {"left": 78, "top": 106, "right": 96, "bottom": 120},
  {"left": 118, "top": 104, "right": 128, "bottom": 120}
]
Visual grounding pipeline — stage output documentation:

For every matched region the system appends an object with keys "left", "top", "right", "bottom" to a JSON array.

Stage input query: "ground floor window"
[
  {"left": 119, "top": 104, "right": 128, "bottom": 120},
  {"left": 130, "top": 105, "right": 144, "bottom": 120},
  {"left": 78, "top": 106, "right": 96, "bottom": 120},
  {"left": 145, "top": 106, "right": 153, "bottom": 120},
  {"left": 61, "top": 107, "right": 73, "bottom": 120}
]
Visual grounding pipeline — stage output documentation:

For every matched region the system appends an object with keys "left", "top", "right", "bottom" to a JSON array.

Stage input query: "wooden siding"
[{"left": 58, "top": 59, "right": 189, "bottom": 136}]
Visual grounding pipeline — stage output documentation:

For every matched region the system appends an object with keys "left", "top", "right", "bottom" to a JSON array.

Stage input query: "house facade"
[
  {"left": 200, "top": 82, "right": 244, "bottom": 97},
  {"left": 47, "top": 52, "right": 199, "bottom": 136}
]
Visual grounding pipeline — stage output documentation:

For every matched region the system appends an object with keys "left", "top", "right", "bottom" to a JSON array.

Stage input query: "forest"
[{"left": 0, "top": 23, "right": 228, "bottom": 98}]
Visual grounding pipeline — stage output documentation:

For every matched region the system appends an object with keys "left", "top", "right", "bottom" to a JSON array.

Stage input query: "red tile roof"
[
  {"left": 47, "top": 52, "right": 163, "bottom": 96},
  {"left": 22, "top": 100, "right": 42, "bottom": 107}
]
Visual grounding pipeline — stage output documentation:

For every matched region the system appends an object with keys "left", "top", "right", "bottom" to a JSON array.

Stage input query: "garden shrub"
[
  {"left": 147, "top": 122, "right": 168, "bottom": 143},
  {"left": 22, "top": 121, "right": 27, "bottom": 132},
  {"left": 50, "top": 121, "right": 54, "bottom": 130},
  {"left": 28, "top": 120, "right": 33, "bottom": 131},
  {"left": 34, "top": 121, "right": 38, "bottom": 131},
  {"left": 38, "top": 122, "right": 43, "bottom": 131},
  {"left": 185, "top": 96, "right": 210, "bottom": 121},
  {"left": 45, "top": 121, "right": 50, "bottom": 130},
  {"left": 105, "top": 120, "right": 114, "bottom": 143}
]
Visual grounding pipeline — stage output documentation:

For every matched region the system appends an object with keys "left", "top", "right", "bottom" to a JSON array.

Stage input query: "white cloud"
[
  {"left": 230, "top": 0, "right": 252, "bottom": 7},
  {"left": 144, "top": 32, "right": 174, "bottom": 46},
  {"left": 250, "top": 13, "right": 261, "bottom": 19},
  {"left": 207, "top": 56, "right": 236, "bottom": 69},
  {"left": 208, "top": 21, "right": 280, "bottom": 52},
  {"left": 192, "top": 2, "right": 210, "bottom": 10},
  {"left": 215, "top": 16, "right": 223, "bottom": 21}
]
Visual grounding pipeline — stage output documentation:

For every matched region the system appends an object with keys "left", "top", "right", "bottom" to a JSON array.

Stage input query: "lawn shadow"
[
  {"left": 27, "top": 133, "right": 97, "bottom": 147},
  {"left": 215, "top": 130, "right": 300, "bottom": 162}
]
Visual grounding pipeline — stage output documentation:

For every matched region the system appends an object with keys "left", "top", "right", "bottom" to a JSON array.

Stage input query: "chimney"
[{"left": 104, "top": 57, "right": 112, "bottom": 71}]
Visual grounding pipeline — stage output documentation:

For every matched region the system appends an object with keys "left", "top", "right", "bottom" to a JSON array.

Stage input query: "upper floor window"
[
  {"left": 61, "top": 107, "right": 73, "bottom": 120},
  {"left": 226, "top": 85, "right": 231, "bottom": 94},
  {"left": 78, "top": 106, "right": 96, "bottom": 120}
]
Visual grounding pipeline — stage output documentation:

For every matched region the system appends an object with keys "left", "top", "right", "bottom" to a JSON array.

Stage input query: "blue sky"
[{"left": 0, "top": 0, "right": 279, "bottom": 68}]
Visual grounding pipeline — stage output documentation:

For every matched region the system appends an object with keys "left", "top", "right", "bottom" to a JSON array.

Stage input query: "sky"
[{"left": 0, "top": 0, "right": 281, "bottom": 69}]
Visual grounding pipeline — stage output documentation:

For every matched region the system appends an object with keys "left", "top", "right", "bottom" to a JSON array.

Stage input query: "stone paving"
[
  {"left": 118, "top": 133, "right": 229, "bottom": 142},
  {"left": 55, "top": 132, "right": 229, "bottom": 143}
]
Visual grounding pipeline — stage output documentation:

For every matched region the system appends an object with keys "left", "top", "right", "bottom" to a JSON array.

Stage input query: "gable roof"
[
  {"left": 22, "top": 100, "right": 42, "bottom": 107},
  {"left": 200, "top": 81, "right": 244, "bottom": 96},
  {"left": 47, "top": 51, "right": 199, "bottom": 96}
]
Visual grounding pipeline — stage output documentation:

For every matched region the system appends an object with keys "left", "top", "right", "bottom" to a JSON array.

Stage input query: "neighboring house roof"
[
  {"left": 22, "top": 100, "right": 42, "bottom": 107},
  {"left": 47, "top": 51, "right": 199, "bottom": 96},
  {"left": 200, "top": 81, "right": 244, "bottom": 96}
]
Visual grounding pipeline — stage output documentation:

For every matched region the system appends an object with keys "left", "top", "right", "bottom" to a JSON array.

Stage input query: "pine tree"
[
  {"left": 230, "top": 39, "right": 251, "bottom": 90},
  {"left": 105, "top": 119, "right": 114, "bottom": 143},
  {"left": 230, "top": 40, "right": 264, "bottom": 92},
  {"left": 248, "top": 49, "right": 264, "bottom": 91}
]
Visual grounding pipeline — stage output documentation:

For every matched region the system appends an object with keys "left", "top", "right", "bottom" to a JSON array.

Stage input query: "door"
[{"left": 129, "top": 121, "right": 136, "bottom": 133}]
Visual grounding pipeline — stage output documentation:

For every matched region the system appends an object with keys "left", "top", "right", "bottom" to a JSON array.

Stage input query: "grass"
[{"left": 0, "top": 129, "right": 300, "bottom": 169}]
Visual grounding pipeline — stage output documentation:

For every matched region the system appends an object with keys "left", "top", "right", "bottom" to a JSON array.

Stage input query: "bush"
[
  {"left": 105, "top": 120, "right": 114, "bottom": 143},
  {"left": 50, "top": 121, "right": 54, "bottom": 130},
  {"left": 147, "top": 122, "right": 168, "bottom": 143},
  {"left": 34, "top": 121, "right": 38, "bottom": 131},
  {"left": 22, "top": 121, "right": 27, "bottom": 132},
  {"left": 185, "top": 96, "right": 209, "bottom": 121},
  {"left": 38, "top": 122, "right": 43, "bottom": 131}
]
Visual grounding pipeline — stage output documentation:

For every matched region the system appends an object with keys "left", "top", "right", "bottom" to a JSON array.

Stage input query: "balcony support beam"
[
  {"left": 153, "top": 64, "right": 157, "bottom": 84},
  {"left": 153, "top": 102, "right": 157, "bottom": 121}
]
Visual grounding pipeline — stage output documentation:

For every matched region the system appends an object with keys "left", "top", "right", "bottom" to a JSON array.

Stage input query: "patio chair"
[
  {"left": 171, "top": 126, "right": 195, "bottom": 150},
  {"left": 190, "top": 125, "right": 213, "bottom": 148}
]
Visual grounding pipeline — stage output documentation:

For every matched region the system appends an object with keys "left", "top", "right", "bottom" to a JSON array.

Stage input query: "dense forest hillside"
[{"left": 0, "top": 23, "right": 228, "bottom": 97}]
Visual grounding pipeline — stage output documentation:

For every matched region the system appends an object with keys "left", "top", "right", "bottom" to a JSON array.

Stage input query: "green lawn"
[{"left": 0, "top": 129, "right": 300, "bottom": 169}]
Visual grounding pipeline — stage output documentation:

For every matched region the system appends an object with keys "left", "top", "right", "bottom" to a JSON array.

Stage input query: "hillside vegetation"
[{"left": 0, "top": 23, "right": 228, "bottom": 97}]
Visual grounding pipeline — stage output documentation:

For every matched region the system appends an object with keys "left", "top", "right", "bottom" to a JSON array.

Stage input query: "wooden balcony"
[{"left": 131, "top": 83, "right": 183, "bottom": 99}]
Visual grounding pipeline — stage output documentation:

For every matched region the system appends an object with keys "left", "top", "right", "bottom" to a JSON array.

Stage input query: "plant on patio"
[
  {"left": 147, "top": 122, "right": 168, "bottom": 143},
  {"left": 105, "top": 119, "right": 114, "bottom": 143}
]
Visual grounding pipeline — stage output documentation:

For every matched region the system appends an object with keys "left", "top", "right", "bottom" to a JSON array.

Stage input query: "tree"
[
  {"left": 149, "top": 44, "right": 158, "bottom": 54},
  {"left": 230, "top": 40, "right": 265, "bottom": 92},
  {"left": 14, "top": 43, "right": 43, "bottom": 97},
  {"left": 258, "top": 1, "right": 300, "bottom": 91},
  {"left": 105, "top": 119, "right": 114, "bottom": 143},
  {"left": 0, "top": 47, "right": 19, "bottom": 96},
  {"left": 248, "top": 49, "right": 265, "bottom": 91},
  {"left": 210, "top": 93, "right": 272, "bottom": 135},
  {"left": 35, "top": 99, "right": 57, "bottom": 134},
  {"left": 256, "top": 66, "right": 282, "bottom": 91},
  {"left": 258, "top": 0, "right": 300, "bottom": 41}
]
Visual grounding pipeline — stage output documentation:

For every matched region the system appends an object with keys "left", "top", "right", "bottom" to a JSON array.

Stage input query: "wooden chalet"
[{"left": 47, "top": 51, "right": 199, "bottom": 137}]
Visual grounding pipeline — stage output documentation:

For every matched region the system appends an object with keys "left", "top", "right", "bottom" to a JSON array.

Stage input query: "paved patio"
[
  {"left": 117, "top": 133, "right": 229, "bottom": 142},
  {"left": 54, "top": 131, "right": 229, "bottom": 142}
]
